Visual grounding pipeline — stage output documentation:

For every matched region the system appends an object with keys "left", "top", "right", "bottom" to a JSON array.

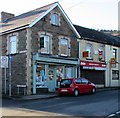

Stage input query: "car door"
[
  {"left": 74, "top": 78, "right": 85, "bottom": 93},
  {"left": 81, "top": 78, "right": 90, "bottom": 93}
]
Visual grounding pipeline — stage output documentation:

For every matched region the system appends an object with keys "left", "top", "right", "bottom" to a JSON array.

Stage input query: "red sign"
[{"left": 80, "top": 60, "right": 106, "bottom": 68}]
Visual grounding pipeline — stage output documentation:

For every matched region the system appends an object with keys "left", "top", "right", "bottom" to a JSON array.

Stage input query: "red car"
[{"left": 58, "top": 78, "right": 96, "bottom": 96}]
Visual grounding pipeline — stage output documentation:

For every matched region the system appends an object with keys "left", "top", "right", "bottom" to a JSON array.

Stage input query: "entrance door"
[{"left": 47, "top": 66, "right": 56, "bottom": 92}]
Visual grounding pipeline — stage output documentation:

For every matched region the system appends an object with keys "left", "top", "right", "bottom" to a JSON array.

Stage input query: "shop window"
[
  {"left": 65, "top": 67, "right": 75, "bottom": 78},
  {"left": 86, "top": 43, "right": 93, "bottom": 59},
  {"left": 51, "top": 12, "right": 60, "bottom": 26},
  {"left": 40, "top": 35, "right": 52, "bottom": 54},
  {"left": 112, "top": 70, "right": 119, "bottom": 80},
  {"left": 36, "top": 65, "right": 47, "bottom": 88},
  {"left": 56, "top": 66, "right": 64, "bottom": 87},
  {"left": 59, "top": 38, "right": 70, "bottom": 56},
  {"left": 8, "top": 35, "right": 17, "bottom": 54}
]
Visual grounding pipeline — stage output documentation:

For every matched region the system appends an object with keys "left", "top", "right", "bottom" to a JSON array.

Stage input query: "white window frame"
[
  {"left": 86, "top": 43, "right": 93, "bottom": 59},
  {"left": 9, "top": 35, "right": 17, "bottom": 54},
  {"left": 40, "top": 35, "right": 52, "bottom": 54},
  {"left": 59, "top": 38, "right": 70, "bottom": 56},
  {"left": 51, "top": 12, "right": 60, "bottom": 26},
  {"left": 113, "top": 48, "right": 117, "bottom": 59},
  {"left": 98, "top": 45, "right": 105, "bottom": 61}
]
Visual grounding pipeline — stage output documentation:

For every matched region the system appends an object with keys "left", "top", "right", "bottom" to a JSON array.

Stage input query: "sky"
[{"left": 0, "top": 0, "right": 119, "bottom": 30}]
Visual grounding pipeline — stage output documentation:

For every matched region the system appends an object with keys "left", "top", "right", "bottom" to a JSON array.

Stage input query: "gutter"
[{"left": 0, "top": 25, "right": 29, "bottom": 35}]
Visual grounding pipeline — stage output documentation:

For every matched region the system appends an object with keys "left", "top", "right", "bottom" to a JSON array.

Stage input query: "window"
[
  {"left": 113, "top": 48, "right": 117, "bottom": 59},
  {"left": 75, "top": 79, "right": 82, "bottom": 84},
  {"left": 98, "top": 45, "right": 105, "bottom": 61},
  {"left": 51, "top": 13, "right": 60, "bottom": 26},
  {"left": 9, "top": 36, "right": 17, "bottom": 54},
  {"left": 81, "top": 78, "right": 89, "bottom": 84},
  {"left": 36, "top": 64, "right": 47, "bottom": 88},
  {"left": 112, "top": 70, "right": 119, "bottom": 80},
  {"left": 59, "top": 38, "right": 69, "bottom": 56},
  {"left": 86, "top": 43, "right": 93, "bottom": 59},
  {"left": 40, "top": 35, "right": 52, "bottom": 54}
]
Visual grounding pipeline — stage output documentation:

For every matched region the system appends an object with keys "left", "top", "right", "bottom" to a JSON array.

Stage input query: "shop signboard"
[
  {"left": 80, "top": 60, "right": 106, "bottom": 70},
  {"left": 110, "top": 58, "right": 116, "bottom": 68},
  {"left": 0, "top": 56, "right": 8, "bottom": 68}
]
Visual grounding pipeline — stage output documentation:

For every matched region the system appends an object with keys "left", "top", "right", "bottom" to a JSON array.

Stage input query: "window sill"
[
  {"left": 51, "top": 24, "right": 60, "bottom": 27},
  {"left": 86, "top": 58, "right": 93, "bottom": 60}
]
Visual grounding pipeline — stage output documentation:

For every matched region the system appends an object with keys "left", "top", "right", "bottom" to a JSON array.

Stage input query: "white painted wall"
[{"left": 105, "top": 45, "right": 119, "bottom": 87}]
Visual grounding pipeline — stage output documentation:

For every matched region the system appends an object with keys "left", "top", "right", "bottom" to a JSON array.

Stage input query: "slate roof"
[
  {"left": 0, "top": 2, "right": 55, "bottom": 34},
  {"left": 74, "top": 25, "right": 120, "bottom": 47},
  {"left": 0, "top": 2, "right": 80, "bottom": 38}
]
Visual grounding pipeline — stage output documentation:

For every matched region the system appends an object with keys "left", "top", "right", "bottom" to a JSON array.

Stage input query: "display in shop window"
[{"left": 36, "top": 65, "right": 47, "bottom": 88}]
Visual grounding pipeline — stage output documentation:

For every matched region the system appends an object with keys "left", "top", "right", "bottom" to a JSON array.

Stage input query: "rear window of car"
[{"left": 61, "top": 79, "right": 72, "bottom": 85}]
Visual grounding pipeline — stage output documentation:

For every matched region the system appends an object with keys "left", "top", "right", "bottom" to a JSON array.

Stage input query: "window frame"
[
  {"left": 59, "top": 38, "right": 70, "bottom": 56},
  {"left": 86, "top": 43, "right": 93, "bottom": 59},
  {"left": 98, "top": 45, "right": 105, "bottom": 61},
  {"left": 113, "top": 48, "right": 117, "bottom": 59},
  {"left": 51, "top": 12, "right": 60, "bottom": 26},
  {"left": 9, "top": 35, "right": 17, "bottom": 54},
  {"left": 39, "top": 35, "right": 52, "bottom": 54},
  {"left": 112, "top": 70, "right": 119, "bottom": 80}
]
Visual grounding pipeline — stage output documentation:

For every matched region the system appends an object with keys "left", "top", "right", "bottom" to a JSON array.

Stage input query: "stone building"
[{"left": 0, "top": 2, "right": 80, "bottom": 95}]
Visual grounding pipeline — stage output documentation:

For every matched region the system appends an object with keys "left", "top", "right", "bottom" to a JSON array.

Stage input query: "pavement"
[
  {"left": 2, "top": 93, "right": 58, "bottom": 101},
  {"left": 2, "top": 87, "right": 119, "bottom": 101}
]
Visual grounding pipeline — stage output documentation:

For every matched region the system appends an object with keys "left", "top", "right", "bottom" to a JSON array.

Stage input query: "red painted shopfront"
[{"left": 80, "top": 60, "right": 107, "bottom": 86}]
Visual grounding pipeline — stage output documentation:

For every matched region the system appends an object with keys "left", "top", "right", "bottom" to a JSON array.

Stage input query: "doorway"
[{"left": 47, "top": 66, "right": 56, "bottom": 92}]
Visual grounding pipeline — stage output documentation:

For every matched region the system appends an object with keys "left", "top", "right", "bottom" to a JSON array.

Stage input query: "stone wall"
[
  {"left": 31, "top": 7, "right": 78, "bottom": 58},
  {"left": 1, "top": 29, "right": 27, "bottom": 95}
]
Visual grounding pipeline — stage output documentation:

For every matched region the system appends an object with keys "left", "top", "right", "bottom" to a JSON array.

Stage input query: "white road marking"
[
  {"left": 116, "top": 111, "right": 120, "bottom": 114},
  {"left": 108, "top": 114, "right": 115, "bottom": 117}
]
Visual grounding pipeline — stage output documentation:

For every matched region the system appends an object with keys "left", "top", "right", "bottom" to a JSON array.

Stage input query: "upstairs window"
[
  {"left": 113, "top": 48, "right": 117, "bottom": 59},
  {"left": 51, "top": 13, "right": 60, "bottom": 26},
  {"left": 9, "top": 35, "right": 17, "bottom": 54},
  {"left": 98, "top": 45, "right": 105, "bottom": 61},
  {"left": 86, "top": 43, "right": 93, "bottom": 59},
  {"left": 40, "top": 35, "right": 52, "bottom": 54},
  {"left": 59, "top": 38, "right": 70, "bottom": 56}
]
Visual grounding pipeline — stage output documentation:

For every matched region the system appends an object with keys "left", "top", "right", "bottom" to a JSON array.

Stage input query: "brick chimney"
[{"left": 0, "top": 11, "right": 15, "bottom": 22}]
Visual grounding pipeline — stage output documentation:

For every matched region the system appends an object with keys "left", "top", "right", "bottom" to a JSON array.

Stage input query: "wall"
[
  {"left": 80, "top": 39, "right": 105, "bottom": 62},
  {"left": 0, "top": 36, "right": 2, "bottom": 95},
  {"left": 105, "top": 45, "right": 119, "bottom": 87},
  {"left": 31, "top": 7, "right": 78, "bottom": 58},
  {"left": 1, "top": 29, "right": 27, "bottom": 95}
]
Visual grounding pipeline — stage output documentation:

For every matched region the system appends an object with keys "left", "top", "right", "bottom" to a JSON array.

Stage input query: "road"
[{"left": 2, "top": 90, "right": 120, "bottom": 117}]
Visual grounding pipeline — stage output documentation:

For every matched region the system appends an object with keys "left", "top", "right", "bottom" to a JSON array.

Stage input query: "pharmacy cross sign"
[{"left": 0, "top": 56, "right": 8, "bottom": 68}]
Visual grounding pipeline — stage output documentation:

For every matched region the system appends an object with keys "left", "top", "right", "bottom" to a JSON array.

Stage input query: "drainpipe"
[{"left": 32, "top": 54, "right": 36, "bottom": 94}]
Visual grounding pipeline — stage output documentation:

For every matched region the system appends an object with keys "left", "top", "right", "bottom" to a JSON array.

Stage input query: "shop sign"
[
  {"left": 0, "top": 56, "right": 8, "bottom": 68},
  {"left": 110, "top": 58, "right": 116, "bottom": 68},
  {"left": 80, "top": 60, "right": 106, "bottom": 70}
]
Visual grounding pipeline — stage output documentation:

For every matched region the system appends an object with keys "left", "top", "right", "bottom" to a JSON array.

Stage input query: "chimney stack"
[{"left": 0, "top": 11, "right": 15, "bottom": 22}]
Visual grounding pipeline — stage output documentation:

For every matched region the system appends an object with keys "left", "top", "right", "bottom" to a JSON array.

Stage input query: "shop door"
[{"left": 47, "top": 66, "right": 56, "bottom": 92}]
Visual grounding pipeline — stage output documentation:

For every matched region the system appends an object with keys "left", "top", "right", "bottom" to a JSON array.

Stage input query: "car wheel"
[
  {"left": 74, "top": 89, "right": 79, "bottom": 96},
  {"left": 91, "top": 88, "right": 96, "bottom": 94}
]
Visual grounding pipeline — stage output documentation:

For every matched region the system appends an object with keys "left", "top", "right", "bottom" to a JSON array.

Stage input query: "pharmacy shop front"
[{"left": 32, "top": 53, "right": 78, "bottom": 94}]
